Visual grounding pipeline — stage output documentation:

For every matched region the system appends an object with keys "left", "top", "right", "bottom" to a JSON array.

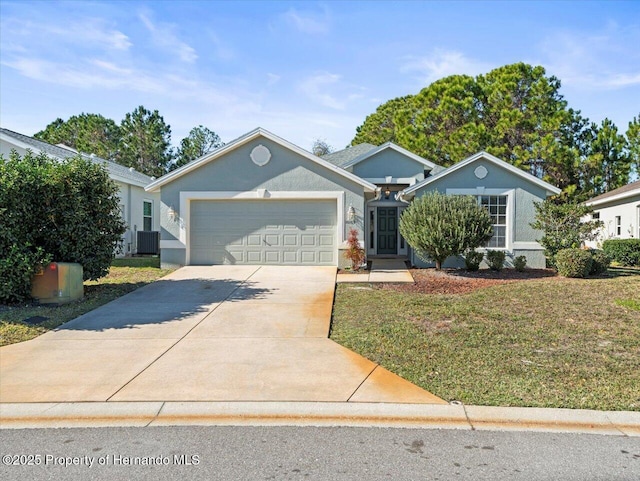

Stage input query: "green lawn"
[
  {"left": 0, "top": 259, "right": 172, "bottom": 346},
  {"left": 330, "top": 269, "right": 640, "bottom": 411}
]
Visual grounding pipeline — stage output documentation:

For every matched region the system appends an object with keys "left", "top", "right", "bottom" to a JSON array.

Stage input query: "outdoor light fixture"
[
  {"left": 384, "top": 186, "right": 391, "bottom": 198},
  {"left": 347, "top": 205, "right": 356, "bottom": 222}
]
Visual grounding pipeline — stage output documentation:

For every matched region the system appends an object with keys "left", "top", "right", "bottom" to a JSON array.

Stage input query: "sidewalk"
[
  {"left": 1, "top": 402, "right": 638, "bottom": 436},
  {"left": 337, "top": 259, "right": 414, "bottom": 283}
]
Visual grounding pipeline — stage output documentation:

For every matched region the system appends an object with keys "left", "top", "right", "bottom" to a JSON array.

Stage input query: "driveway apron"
[{"left": 0, "top": 266, "right": 444, "bottom": 404}]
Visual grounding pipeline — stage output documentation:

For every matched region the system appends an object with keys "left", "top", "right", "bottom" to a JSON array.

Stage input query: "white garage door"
[{"left": 190, "top": 200, "right": 337, "bottom": 265}]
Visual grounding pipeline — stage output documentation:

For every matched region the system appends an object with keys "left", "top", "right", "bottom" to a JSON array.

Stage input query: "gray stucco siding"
[
  {"left": 158, "top": 137, "right": 367, "bottom": 265},
  {"left": 352, "top": 149, "right": 426, "bottom": 180},
  {"left": 411, "top": 160, "right": 547, "bottom": 246}
]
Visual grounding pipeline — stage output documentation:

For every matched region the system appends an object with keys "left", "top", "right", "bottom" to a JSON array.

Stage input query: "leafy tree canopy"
[
  {"left": 117, "top": 105, "right": 174, "bottom": 177},
  {"left": 173, "top": 125, "right": 224, "bottom": 169},
  {"left": 353, "top": 62, "right": 636, "bottom": 198},
  {"left": 35, "top": 113, "right": 120, "bottom": 160}
]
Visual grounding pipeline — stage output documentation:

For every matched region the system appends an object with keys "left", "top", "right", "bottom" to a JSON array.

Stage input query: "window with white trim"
[
  {"left": 143, "top": 200, "right": 153, "bottom": 231},
  {"left": 480, "top": 195, "right": 507, "bottom": 248},
  {"left": 615, "top": 216, "right": 621, "bottom": 236}
]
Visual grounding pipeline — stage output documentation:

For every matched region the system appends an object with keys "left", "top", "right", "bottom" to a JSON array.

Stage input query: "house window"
[
  {"left": 592, "top": 212, "right": 600, "bottom": 220},
  {"left": 143, "top": 201, "right": 153, "bottom": 231},
  {"left": 480, "top": 195, "right": 507, "bottom": 248},
  {"left": 615, "top": 216, "right": 621, "bottom": 236}
]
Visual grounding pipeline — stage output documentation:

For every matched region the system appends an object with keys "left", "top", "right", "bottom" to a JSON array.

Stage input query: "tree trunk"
[{"left": 435, "top": 259, "right": 442, "bottom": 270}]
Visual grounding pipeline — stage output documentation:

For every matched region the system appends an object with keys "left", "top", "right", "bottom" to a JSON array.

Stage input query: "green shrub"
[
  {"left": 464, "top": 250, "right": 484, "bottom": 271},
  {"left": 514, "top": 255, "right": 527, "bottom": 272},
  {"left": 486, "top": 250, "right": 506, "bottom": 271},
  {"left": 0, "top": 245, "right": 51, "bottom": 304},
  {"left": 602, "top": 239, "right": 640, "bottom": 266},
  {"left": 0, "top": 151, "right": 126, "bottom": 302},
  {"left": 399, "top": 191, "right": 493, "bottom": 270},
  {"left": 555, "top": 248, "right": 593, "bottom": 278},
  {"left": 589, "top": 249, "right": 611, "bottom": 275}
]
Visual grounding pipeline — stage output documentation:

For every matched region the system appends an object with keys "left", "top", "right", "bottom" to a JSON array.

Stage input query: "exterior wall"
[
  {"left": 351, "top": 149, "right": 426, "bottom": 180},
  {"left": 1, "top": 141, "right": 27, "bottom": 158},
  {"left": 409, "top": 159, "right": 550, "bottom": 269},
  {"left": 585, "top": 194, "right": 640, "bottom": 248},
  {"left": 115, "top": 181, "right": 160, "bottom": 256},
  {"left": 158, "top": 137, "right": 367, "bottom": 267}
]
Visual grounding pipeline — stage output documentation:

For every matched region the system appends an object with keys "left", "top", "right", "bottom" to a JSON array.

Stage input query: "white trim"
[
  {"left": 446, "top": 188, "right": 515, "bottom": 251},
  {"left": 401, "top": 151, "right": 561, "bottom": 197},
  {"left": 145, "top": 128, "right": 377, "bottom": 193},
  {"left": 176, "top": 190, "right": 345, "bottom": 265},
  {"left": 512, "top": 241, "right": 543, "bottom": 250},
  {"left": 366, "top": 202, "right": 408, "bottom": 256},
  {"left": 342, "top": 142, "right": 439, "bottom": 171},
  {"left": 160, "top": 240, "right": 186, "bottom": 249},
  {"left": 143, "top": 198, "right": 154, "bottom": 231},
  {"left": 363, "top": 177, "right": 419, "bottom": 185},
  {"left": 585, "top": 186, "right": 640, "bottom": 207}
]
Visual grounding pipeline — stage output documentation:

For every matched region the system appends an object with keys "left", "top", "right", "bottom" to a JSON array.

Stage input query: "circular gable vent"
[
  {"left": 474, "top": 165, "right": 488, "bottom": 179},
  {"left": 250, "top": 145, "right": 271, "bottom": 166}
]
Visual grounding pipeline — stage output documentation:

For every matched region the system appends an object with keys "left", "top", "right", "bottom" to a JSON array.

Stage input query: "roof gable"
[
  {"left": 401, "top": 151, "right": 561, "bottom": 197},
  {"left": 146, "top": 128, "right": 378, "bottom": 192},
  {"left": 342, "top": 142, "right": 441, "bottom": 172}
]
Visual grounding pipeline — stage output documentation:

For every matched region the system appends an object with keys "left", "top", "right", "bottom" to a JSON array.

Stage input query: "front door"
[{"left": 377, "top": 207, "right": 397, "bottom": 254}]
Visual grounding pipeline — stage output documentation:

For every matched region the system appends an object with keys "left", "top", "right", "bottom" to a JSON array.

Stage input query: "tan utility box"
[{"left": 31, "top": 262, "right": 84, "bottom": 305}]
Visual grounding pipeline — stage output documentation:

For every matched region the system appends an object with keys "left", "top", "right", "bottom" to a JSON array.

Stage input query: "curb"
[{"left": 1, "top": 402, "right": 638, "bottom": 436}]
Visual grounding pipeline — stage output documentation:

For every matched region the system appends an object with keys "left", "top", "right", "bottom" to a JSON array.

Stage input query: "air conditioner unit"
[
  {"left": 137, "top": 231, "right": 160, "bottom": 255},
  {"left": 31, "top": 262, "right": 84, "bottom": 305}
]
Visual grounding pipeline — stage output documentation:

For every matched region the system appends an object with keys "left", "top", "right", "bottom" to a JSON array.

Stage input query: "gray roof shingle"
[
  {"left": 587, "top": 179, "right": 640, "bottom": 204},
  {"left": 321, "top": 143, "right": 377, "bottom": 167},
  {"left": 0, "top": 128, "right": 154, "bottom": 186}
]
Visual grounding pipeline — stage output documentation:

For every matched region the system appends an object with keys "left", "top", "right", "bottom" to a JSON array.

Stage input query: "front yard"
[
  {"left": 331, "top": 268, "right": 640, "bottom": 411},
  {"left": 0, "top": 258, "right": 173, "bottom": 346}
]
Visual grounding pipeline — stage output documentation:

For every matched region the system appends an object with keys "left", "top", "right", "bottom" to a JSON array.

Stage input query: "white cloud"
[
  {"left": 267, "top": 73, "right": 281, "bottom": 85},
  {"left": 401, "top": 49, "right": 493, "bottom": 84},
  {"left": 139, "top": 12, "right": 197, "bottom": 63},
  {"left": 282, "top": 7, "right": 330, "bottom": 34},
  {"left": 538, "top": 25, "right": 640, "bottom": 90},
  {"left": 298, "top": 72, "right": 344, "bottom": 110}
]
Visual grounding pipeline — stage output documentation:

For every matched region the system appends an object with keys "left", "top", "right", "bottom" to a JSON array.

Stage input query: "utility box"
[{"left": 31, "top": 262, "right": 84, "bottom": 305}]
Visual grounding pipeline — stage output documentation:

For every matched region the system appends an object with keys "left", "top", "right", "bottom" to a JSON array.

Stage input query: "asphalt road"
[{"left": 1, "top": 426, "right": 638, "bottom": 480}]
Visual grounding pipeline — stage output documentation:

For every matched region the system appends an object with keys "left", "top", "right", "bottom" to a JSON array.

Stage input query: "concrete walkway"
[
  {"left": 337, "top": 258, "right": 414, "bottom": 283},
  {"left": 0, "top": 266, "right": 441, "bottom": 404}
]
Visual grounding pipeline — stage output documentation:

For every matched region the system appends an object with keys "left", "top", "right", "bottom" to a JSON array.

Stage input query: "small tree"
[
  {"left": 399, "top": 191, "right": 493, "bottom": 270},
  {"left": 1, "top": 151, "right": 126, "bottom": 302},
  {"left": 344, "top": 228, "right": 366, "bottom": 270},
  {"left": 311, "top": 138, "right": 334, "bottom": 156},
  {"left": 531, "top": 199, "right": 602, "bottom": 266}
]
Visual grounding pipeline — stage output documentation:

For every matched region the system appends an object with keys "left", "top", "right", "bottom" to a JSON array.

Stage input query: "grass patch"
[
  {"left": 331, "top": 274, "right": 640, "bottom": 411},
  {"left": 0, "top": 263, "right": 172, "bottom": 346},
  {"left": 111, "top": 256, "right": 160, "bottom": 268}
]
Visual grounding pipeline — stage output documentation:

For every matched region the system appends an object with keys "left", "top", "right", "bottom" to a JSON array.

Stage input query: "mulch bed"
[{"left": 384, "top": 268, "right": 557, "bottom": 295}]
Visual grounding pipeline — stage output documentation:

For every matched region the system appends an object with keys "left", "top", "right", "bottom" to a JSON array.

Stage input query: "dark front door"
[{"left": 377, "top": 207, "right": 397, "bottom": 254}]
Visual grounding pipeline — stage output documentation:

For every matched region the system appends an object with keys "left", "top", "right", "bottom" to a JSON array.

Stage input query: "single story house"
[
  {"left": 584, "top": 180, "right": 640, "bottom": 248},
  {"left": 0, "top": 128, "right": 160, "bottom": 257},
  {"left": 146, "top": 128, "right": 560, "bottom": 269}
]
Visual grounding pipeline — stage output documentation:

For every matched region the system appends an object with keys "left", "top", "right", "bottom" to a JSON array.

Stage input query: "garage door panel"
[{"left": 190, "top": 200, "right": 336, "bottom": 265}]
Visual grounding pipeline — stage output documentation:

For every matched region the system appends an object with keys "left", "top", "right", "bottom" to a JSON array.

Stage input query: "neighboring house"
[
  {"left": 0, "top": 128, "right": 160, "bottom": 257},
  {"left": 146, "top": 127, "right": 560, "bottom": 269},
  {"left": 584, "top": 180, "right": 640, "bottom": 248}
]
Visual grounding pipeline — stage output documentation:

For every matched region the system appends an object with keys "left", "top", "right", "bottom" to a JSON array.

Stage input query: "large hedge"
[
  {"left": 399, "top": 191, "right": 493, "bottom": 270},
  {"left": 0, "top": 151, "right": 126, "bottom": 303},
  {"left": 602, "top": 239, "right": 640, "bottom": 267}
]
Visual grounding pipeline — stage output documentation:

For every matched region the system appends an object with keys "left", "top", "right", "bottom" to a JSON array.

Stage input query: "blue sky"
[{"left": 1, "top": 0, "right": 639, "bottom": 152}]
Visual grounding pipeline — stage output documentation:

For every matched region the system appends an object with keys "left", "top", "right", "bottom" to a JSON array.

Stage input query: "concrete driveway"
[{"left": 0, "top": 266, "right": 444, "bottom": 404}]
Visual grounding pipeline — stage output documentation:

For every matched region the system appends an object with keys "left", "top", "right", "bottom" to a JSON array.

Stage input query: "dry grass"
[
  {"left": 331, "top": 268, "right": 640, "bottom": 411},
  {"left": 0, "top": 260, "right": 173, "bottom": 346}
]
